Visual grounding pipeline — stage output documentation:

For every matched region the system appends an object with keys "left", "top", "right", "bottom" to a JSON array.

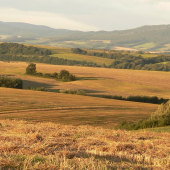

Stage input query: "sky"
[{"left": 0, "top": 0, "right": 170, "bottom": 31}]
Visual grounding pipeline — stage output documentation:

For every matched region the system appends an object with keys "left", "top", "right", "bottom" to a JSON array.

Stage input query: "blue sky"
[{"left": 0, "top": 0, "right": 170, "bottom": 31}]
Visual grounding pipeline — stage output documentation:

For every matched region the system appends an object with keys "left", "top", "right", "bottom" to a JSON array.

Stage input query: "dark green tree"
[
  {"left": 58, "top": 70, "right": 75, "bottom": 81},
  {"left": 26, "top": 63, "right": 36, "bottom": 75},
  {"left": 58, "top": 70, "right": 70, "bottom": 79}
]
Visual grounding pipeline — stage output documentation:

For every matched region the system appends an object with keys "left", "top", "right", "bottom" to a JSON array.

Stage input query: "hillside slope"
[{"left": 1, "top": 21, "right": 170, "bottom": 51}]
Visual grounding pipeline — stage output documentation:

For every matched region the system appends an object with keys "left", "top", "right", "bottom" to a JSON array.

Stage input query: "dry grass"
[
  {"left": 0, "top": 119, "right": 169, "bottom": 169},
  {"left": 0, "top": 88, "right": 157, "bottom": 128}
]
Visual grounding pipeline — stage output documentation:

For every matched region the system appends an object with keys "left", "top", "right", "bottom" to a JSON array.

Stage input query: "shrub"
[
  {"left": 51, "top": 72, "right": 58, "bottom": 78},
  {"left": 44, "top": 73, "right": 51, "bottom": 78},
  {"left": 76, "top": 90, "right": 86, "bottom": 95},
  {"left": 28, "top": 87, "right": 48, "bottom": 91},
  {"left": 0, "top": 76, "right": 23, "bottom": 89},
  {"left": 36, "top": 72, "right": 43, "bottom": 77},
  {"left": 118, "top": 100, "right": 170, "bottom": 130},
  {"left": 151, "top": 101, "right": 170, "bottom": 119}
]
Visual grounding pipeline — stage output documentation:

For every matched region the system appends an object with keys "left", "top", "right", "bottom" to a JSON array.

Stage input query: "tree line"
[
  {"left": 0, "top": 54, "right": 99, "bottom": 67},
  {"left": 101, "top": 95, "right": 168, "bottom": 104},
  {"left": 0, "top": 43, "right": 51, "bottom": 55},
  {"left": 2, "top": 44, "right": 170, "bottom": 71},
  {"left": 109, "top": 54, "right": 170, "bottom": 71},
  {"left": 71, "top": 48, "right": 124, "bottom": 59},
  {"left": 71, "top": 48, "right": 170, "bottom": 71},
  {"left": 26, "top": 63, "right": 76, "bottom": 81}
]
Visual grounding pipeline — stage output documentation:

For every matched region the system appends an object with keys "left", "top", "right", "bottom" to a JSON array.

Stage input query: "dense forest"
[{"left": 0, "top": 43, "right": 51, "bottom": 55}]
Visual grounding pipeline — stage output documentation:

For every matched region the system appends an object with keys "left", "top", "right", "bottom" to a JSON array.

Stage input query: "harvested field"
[
  {"left": 0, "top": 119, "right": 169, "bottom": 169},
  {"left": 0, "top": 88, "right": 158, "bottom": 127},
  {"left": 1, "top": 61, "right": 170, "bottom": 98}
]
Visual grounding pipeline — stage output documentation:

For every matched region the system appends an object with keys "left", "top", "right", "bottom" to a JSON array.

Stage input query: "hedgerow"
[{"left": 0, "top": 76, "right": 23, "bottom": 89}]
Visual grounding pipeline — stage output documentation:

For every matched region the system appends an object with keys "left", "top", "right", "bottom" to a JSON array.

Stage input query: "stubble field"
[{"left": 0, "top": 119, "right": 170, "bottom": 169}]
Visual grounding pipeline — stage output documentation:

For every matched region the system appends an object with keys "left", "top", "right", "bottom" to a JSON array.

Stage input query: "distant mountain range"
[{"left": 0, "top": 21, "right": 170, "bottom": 51}]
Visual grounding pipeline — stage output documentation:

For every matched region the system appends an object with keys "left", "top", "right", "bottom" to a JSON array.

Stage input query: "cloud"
[
  {"left": 155, "top": 1, "right": 170, "bottom": 10},
  {"left": 0, "top": 0, "right": 170, "bottom": 31},
  {"left": 0, "top": 8, "right": 99, "bottom": 31}
]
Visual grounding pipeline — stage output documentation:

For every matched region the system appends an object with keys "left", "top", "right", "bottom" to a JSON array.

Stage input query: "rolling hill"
[
  {"left": 1, "top": 21, "right": 170, "bottom": 51},
  {"left": 0, "top": 42, "right": 170, "bottom": 169}
]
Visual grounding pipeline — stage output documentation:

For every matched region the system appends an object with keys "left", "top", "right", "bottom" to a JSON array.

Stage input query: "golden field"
[
  {"left": 0, "top": 60, "right": 167, "bottom": 127},
  {"left": 0, "top": 119, "right": 169, "bottom": 169},
  {"left": 1, "top": 61, "right": 170, "bottom": 98},
  {"left": 0, "top": 87, "right": 157, "bottom": 127},
  {"left": 1, "top": 49, "right": 170, "bottom": 169}
]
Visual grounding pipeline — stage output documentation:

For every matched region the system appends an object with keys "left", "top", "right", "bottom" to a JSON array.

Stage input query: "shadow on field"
[
  {"left": 89, "top": 94, "right": 107, "bottom": 97},
  {"left": 0, "top": 74, "right": 15, "bottom": 77},
  {"left": 83, "top": 89, "right": 105, "bottom": 94},
  {"left": 22, "top": 80, "right": 57, "bottom": 91},
  {"left": 76, "top": 77, "right": 99, "bottom": 81}
]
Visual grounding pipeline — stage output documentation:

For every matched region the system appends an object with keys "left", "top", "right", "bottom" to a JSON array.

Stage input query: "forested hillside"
[{"left": 0, "top": 43, "right": 51, "bottom": 55}]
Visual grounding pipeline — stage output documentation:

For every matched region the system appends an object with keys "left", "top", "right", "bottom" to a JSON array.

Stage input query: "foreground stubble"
[{"left": 0, "top": 119, "right": 169, "bottom": 169}]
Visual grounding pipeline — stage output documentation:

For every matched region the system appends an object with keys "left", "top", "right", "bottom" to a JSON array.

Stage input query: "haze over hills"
[{"left": 0, "top": 21, "right": 170, "bottom": 52}]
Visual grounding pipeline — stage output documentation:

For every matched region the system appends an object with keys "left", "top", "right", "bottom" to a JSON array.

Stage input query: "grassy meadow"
[{"left": 134, "top": 42, "right": 155, "bottom": 50}]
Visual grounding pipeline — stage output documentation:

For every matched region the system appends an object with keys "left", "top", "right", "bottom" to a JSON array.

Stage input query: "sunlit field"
[
  {"left": 1, "top": 45, "right": 170, "bottom": 169},
  {"left": 0, "top": 119, "right": 169, "bottom": 169},
  {"left": 134, "top": 42, "right": 155, "bottom": 50},
  {"left": 0, "top": 87, "right": 158, "bottom": 127},
  {"left": 1, "top": 61, "right": 170, "bottom": 98}
]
